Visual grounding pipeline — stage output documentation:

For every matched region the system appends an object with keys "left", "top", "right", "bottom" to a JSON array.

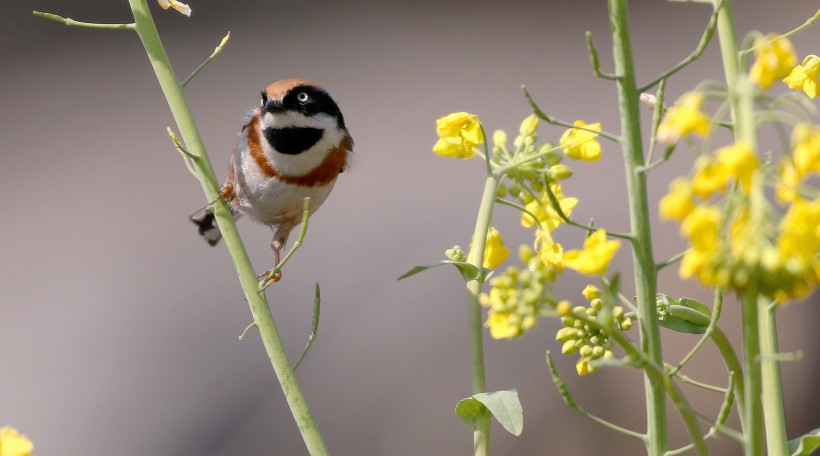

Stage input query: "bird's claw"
[{"left": 258, "top": 269, "right": 282, "bottom": 291}]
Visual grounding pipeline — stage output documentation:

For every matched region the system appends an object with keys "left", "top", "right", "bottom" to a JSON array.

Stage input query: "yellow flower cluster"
[
  {"left": 556, "top": 285, "right": 633, "bottom": 376},
  {"left": 433, "top": 112, "right": 484, "bottom": 159},
  {"left": 480, "top": 246, "right": 556, "bottom": 339},
  {"left": 0, "top": 427, "right": 33, "bottom": 456},
  {"left": 661, "top": 134, "right": 819, "bottom": 302}
]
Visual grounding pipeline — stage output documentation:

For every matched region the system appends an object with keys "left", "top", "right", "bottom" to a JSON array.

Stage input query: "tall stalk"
[
  {"left": 465, "top": 175, "right": 499, "bottom": 456},
  {"left": 607, "top": 0, "right": 666, "bottom": 453},
  {"left": 126, "top": 1, "right": 329, "bottom": 454}
]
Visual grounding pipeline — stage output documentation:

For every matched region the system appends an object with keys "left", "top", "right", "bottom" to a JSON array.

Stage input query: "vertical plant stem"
[
  {"left": 759, "top": 301, "right": 788, "bottom": 456},
  {"left": 740, "top": 295, "right": 764, "bottom": 455},
  {"left": 607, "top": 0, "right": 666, "bottom": 454},
  {"left": 465, "top": 176, "right": 498, "bottom": 456},
  {"left": 126, "top": 1, "right": 328, "bottom": 454}
]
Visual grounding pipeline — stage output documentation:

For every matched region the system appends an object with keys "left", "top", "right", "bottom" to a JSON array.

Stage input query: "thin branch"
[
  {"left": 656, "top": 251, "right": 685, "bottom": 270},
  {"left": 181, "top": 32, "right": 231, "bottom": 88},
  {"left": 542, "top": 176, "right": 634, "bottom": 241},
  {"left": 739, "top": 8, "right": 820, "bottom": 57},
  {"left": 167, "top": 127, "right": 199, "bottom": 177},
  {"left": 522, "top": 86, "right": 621, "bottom": 143},
  {"left": 260, "top": 197, "right": 313, "bottom": 290},
  {"left": 293, "top": 283, "right": 322, "bottom": 372},
  {"left": 585, "top": 32, "right": 620, "bottom": 80},
  {"left": 638, "top": 0, "right": 723, "bottom": 92},
  {"left": 547, "top": 352, "right": 647, "bottom": 442},
  {"left": 644, "top": 78, "right": 668, "bottom": 167},
  {"left": 33, "top": 11, "right": 135, "bottom": 30}
]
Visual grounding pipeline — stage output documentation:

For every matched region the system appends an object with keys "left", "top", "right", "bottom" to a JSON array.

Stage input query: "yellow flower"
[
  {"left": 433, "top": 112, "right": 484, "bottom": 159},
  {"left": 749, "top": 34, "right": 797, "bottom": 90},
  {"left": 691, "top": 156, "right": 730, "bottom": 199},
  {"left": 791, "top": 123, "right": 820, "bottom": 178},
  {"left": 715, "top": 141, "right": 758, "bottom": 194},
  {"left": 783, "top": 55, "right": 820, "bottom": 99},
  {"left": 482, "top": 227, "right": 510, "bottom": 269},
  {"left": 563, "top": 229, "right": 621, "bottom": 275},
  {"left": 656, "top": 92, "right": 710, "bottom": 144},
  {"left": 560, "top": 120, "right": 602, "bottom": 162},
  {"left": 157, "top": 0, "right": 191, "bottom": 16},
  {"left": 778, "top": 198, "right": 820, "bottom": 270},
  {"left": 680, "top": 205, "right": 721, "bottom": 252},
  {"left": 485, "top": 310, "right": 520, "bottom": 339},
  {"left": 659, "top": 178, "right": 695, "bottom": 222},
  {"left": 534, "top": 229, "right": 564, "bottom": 275},
  {"left": 776, "top": 158, "right": 800, "bottom": 204},
  {"left": 0, "top": 427, "right": 33, "bottom": 456}
]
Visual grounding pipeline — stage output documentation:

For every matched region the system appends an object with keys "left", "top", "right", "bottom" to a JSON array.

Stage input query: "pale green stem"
[
  {"left": 33, "top": 11, "right": 135, "bottom": 30},
  {"left": 125, "top": 1, "right": 328, "bottom": 454},
  {"left": 740, "top": 293, "right": 764, "bottom": 455},
  {"left": 465, "top": 175, "right": 497, "bottom": 456},
  {"left": 759, "top": 300, "right": 788, "bottom": 456},
  {"left": 607, "top": 0, "right": 666, "bottom": 453}
]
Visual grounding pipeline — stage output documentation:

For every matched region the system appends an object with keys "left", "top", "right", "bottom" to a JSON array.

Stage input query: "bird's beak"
[{"left": 264, "top": 98, "right": 285, "bottom": 113}]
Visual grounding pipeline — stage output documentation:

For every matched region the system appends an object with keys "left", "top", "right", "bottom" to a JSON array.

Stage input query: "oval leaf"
[
  {"left": 474, "top": 389, "right": 524, "bottom": 436},
  {"left": 455, "top": 397, "right": 486, "bottom": 430}
]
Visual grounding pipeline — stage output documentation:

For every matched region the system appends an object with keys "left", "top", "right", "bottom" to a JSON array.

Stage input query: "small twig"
[
  {"left": 644, "top": 78, "right": 668, "bottom": 167},
  {"left": 522, "top": 86, "right": 621, "bottom": 143},
  {"left": 260, "top": 198, "right": 312, "bottom": 290},
  {"left": 655, "top": 251, "right": 685, "bottom": 270},
  {"left": 673, "top": 372, "right": 727, "bottom": 394},
  {"left": 33, "top": 10, "right": 136, "bottom": 30},
  {"left": 293, "top": 283, "right": 322, "bottom": 372},
  {"left": 541, "top": 176, "right": 634, "bottom": 241},
  {"left": 739, "top": 8, "right": 820, "bottom": 57},
  {"left": 238, "top": 322, "right": 258, "bottom": 340},
  {"left": 547, "top": 352, "right": 647, "bottom": 442},
  {"left": 585, "top": 32, "right": 620, "bottom": 80},
  {"left": 181, "top": 32, "right": 231, "bottom": 88},
  {"left": 638, "top": 0, "right": 722, "bottom": 92},
  {"left": 167, "top": 127, "right": 199, "bottom": 177}
]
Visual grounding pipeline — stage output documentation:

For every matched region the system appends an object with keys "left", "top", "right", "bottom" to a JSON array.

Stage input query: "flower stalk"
[
  {"left": 465, "top": 174, "right": 499, "bottom": 456},
  {"left": 124, "top": 1, "right": 329, "bottom": 454},
  {"left": 607, "top": 0, "right": 666, "bottom": 453}
]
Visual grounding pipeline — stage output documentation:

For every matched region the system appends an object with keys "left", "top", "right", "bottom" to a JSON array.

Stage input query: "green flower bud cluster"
[
  {"left": 555, "top": 290, "right": 633, "bottom": 375},
  {"left": 479, "top": 247, "right": 558, "bottom": 339},
  {"left": 490, "top": 116, "right": 573, "bottom": 203},
  {"left": 445, "top": 245, "right": 467, "bottom": 263}
]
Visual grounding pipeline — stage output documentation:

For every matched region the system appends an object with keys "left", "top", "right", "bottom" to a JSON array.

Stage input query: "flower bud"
[
  {"left": 547, "top": 164, "right": 574, "bottom": 181},
  {"left": 562, "top": 340, "right": 579, "bottom": 354},
  {"left": 493, "top": 129, "right": 508, "bottom": 148},
  {"left": 519, "top": 114, "right": 540, "bottom": 137}
]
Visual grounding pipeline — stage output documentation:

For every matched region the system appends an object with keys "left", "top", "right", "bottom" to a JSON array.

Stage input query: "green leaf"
[
  {"left": 678, "top": 297, "right": 711, "bottom": 317},
  {"left": 474, "top": 389, "right": 524, "bottom": 436},
  {"left": 397, "top": 260, "right": 485, "bottom": 282},
  {"left": 455, "top": 397, "right": 486, "bottom": 430},
  {"left": 789, "top": 427, "right": 820, "bottom": 456},
  {"left": 659, "top": 313, "right": 708, "bottom": 334}
]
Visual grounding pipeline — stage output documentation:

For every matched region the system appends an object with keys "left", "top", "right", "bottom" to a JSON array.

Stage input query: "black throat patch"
[{"left": 263, "top": 127, "right": 324, "bottom": 155}]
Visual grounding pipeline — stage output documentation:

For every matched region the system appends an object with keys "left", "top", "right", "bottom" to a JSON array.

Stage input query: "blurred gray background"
[{"left": 2, "top": 1, "right": 818, "bottom": 454}]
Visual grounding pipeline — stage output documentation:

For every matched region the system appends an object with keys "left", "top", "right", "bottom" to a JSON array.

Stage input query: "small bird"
[{"left": 190, "top": 78, "right": 352, "bottom": 285}]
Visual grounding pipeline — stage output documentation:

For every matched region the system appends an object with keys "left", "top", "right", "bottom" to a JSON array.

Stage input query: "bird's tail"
[{"left": 189, "top": 206, "right": 241, "bottom": 246}]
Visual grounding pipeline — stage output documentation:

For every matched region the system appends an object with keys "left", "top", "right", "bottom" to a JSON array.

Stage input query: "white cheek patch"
[{"left": 260, "top": 112, "right": 344, "bottom": 176}]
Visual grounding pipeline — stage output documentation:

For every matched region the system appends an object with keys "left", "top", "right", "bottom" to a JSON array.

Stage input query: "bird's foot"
[{"left": 258, "top": 269, "right": 282, "bottom": 291}]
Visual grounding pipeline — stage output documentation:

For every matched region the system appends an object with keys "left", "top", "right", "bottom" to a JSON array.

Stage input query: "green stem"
[
  {"left": 759, "top": 301, "right": 788, "bottom": 456},
  {"left": 740, "top": 294, "right": 764, "bottom": 456},
  {"left": 33, "top": 11, "right": 135, "bottom": 30},
  {"left": 465, "top": 176, "right": 497, "bottom": 456},
  {"left": 607, "top": 0, "right": 666, "bottom": 453},
  {"left": 126, "top": 1, "right": 328, "bottom": 454}
]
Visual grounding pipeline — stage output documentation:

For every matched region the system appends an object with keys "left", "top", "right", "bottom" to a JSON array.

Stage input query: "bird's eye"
[{"left": 296, "top": 92, "right": 309, "bottom": 103}]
